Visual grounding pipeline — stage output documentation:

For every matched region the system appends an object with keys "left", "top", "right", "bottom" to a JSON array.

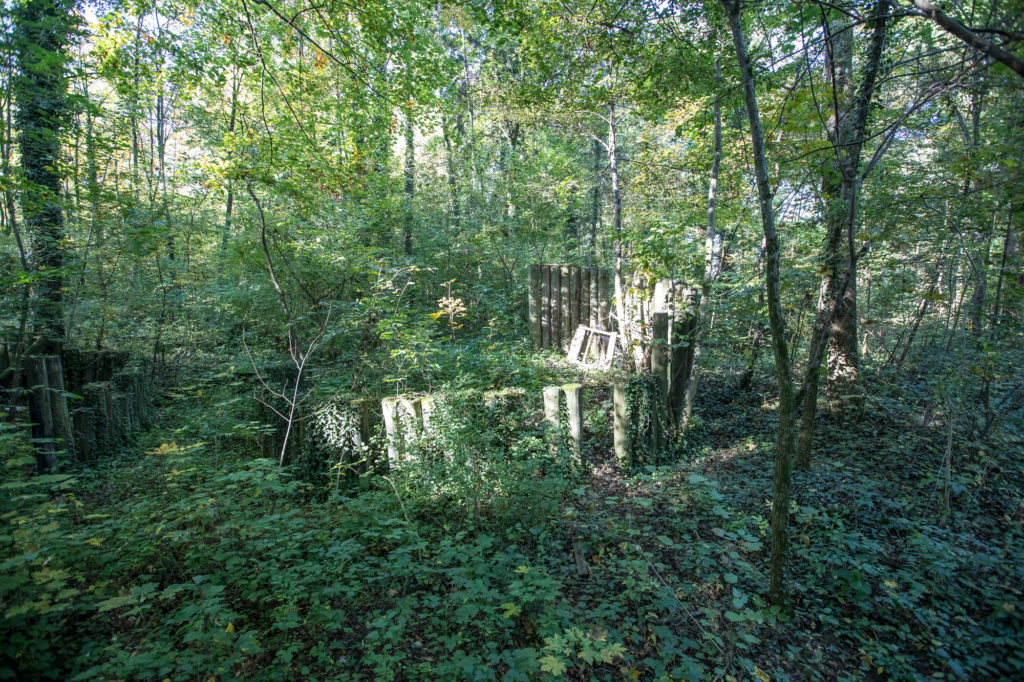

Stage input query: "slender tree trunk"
[
  {"left": 442, "top": 118, "right": 461, "bottom": 233},
  {"left": 795, "top": 0, "right": 888, "bottom": 468},
  {"left": 682, "top": 41, "right": 723, "bottom": 431},
  {"left": 589, "top": 137, "right": 602, "bottom": 267},
  {"left": 222, "top": 72, "right": 239, "bottom": 251},
  {"left": 403, "top": 107, "right": 414, "bottom": 255},
  {"left": 608, "top": 101, "right": 636, "bottom": 371},
  {"left": 723, "top": 0, "right": 797, "bottom": 606},
  {"left": 14, "top": 0, "right": 73, "bottom": 472},
  {"left": 990, "top": 202, "right": 1013, "bottom": 335}
]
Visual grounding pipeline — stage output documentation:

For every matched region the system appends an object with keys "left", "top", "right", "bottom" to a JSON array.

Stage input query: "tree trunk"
[
  {"left": 795, "top": 0, "right": 888, "bottom": 468},
  {"left": 403, "top": 107, "right": 415, "bottom": 255},
  {"left": 723, "top": 0, "right": 797, "bottom": 606},
  {"left": 222, "top": 72, "right": 239, "bottom": 251},
  {"left": 608, "top": 102, "right": 636, "bottom": 371},
  {"left": 589, "top": 137, "right": 602, "bottom": 267},
  {"left": 682, "top": 40, "right": 723, "bottom": 431}
]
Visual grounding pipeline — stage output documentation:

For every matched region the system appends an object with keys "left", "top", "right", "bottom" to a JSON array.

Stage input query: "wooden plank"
[
  {"left": 529, "top": 264, "right": 542, "bottom": 348},
  {"left": 567, "top": 325, "right": 587, "bottom": 362},
  {"left": 602, "top": 332, "right": 618, "bottom": 369}
]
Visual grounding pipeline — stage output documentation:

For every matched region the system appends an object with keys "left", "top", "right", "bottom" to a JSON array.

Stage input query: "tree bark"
[
  {"left": 403, "top": 107, "right": 415, "bottom": 255},
  {"left": 608, "top": 101, "right": 636, "bottom": 371},
  {"left": 723, "top": 0, "right": 797, "bottom": 605},
  {"left": 682, "top": 38, "right": 723, "bottom": 431}
]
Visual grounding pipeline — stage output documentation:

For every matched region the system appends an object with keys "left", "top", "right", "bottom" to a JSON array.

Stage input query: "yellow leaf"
[
  {"left": 754, "top": 666, "right": 771, "bottom": 682},
  {"left": 884, "top": 580, "right": 898, "bottom": 589},
  {"left": 514, "top": 565, "right": 531, "bottom": 574},
  {"left": 225, "top": 622, "right": 235, "bottom": 633}
]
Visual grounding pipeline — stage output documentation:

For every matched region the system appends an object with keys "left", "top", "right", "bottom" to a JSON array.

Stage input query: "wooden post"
[
  {"left": 542, "top": 386, "right": 561, "bottom": 428},
  {"left": 382, "top": 397, "right": 400, "bottom": 465},
  {"left": 669, "top": 291, "right": 696, "bottom": 427},
  {"left": 580, "top": 269, "right": 591, "bottom": 332},
  {"left": 550, "top": 265, "right": 561, "bottom": 349},
  {"left": 25, "top": 356, "right": 56, "bottom": 472},
  {"left": 543, "top": 385, "right": 561, "bottom": 453},
  {"left": 44, "top": 355, "right": 76, "bottom": 461},
  {"left": 529, "top": 264, "right": 542, "bottom": 348},
  {"left": 398, "top": 397, "right": 422, "bottom": 429},
  {"left": 541, "top": 264, "right": 552, "bottom": 348},
  {"left": 589, "top": 268, "right": 599, "bottom": 328},
  {"left": 652, "top": 313, "right": 670, "bottom": 407},
  {"left": 599, "top": 270, "right": 611, "bottom": 331},
  {"left": 569, "top": 266, "right": 581, "bottom": 341},
  {"left": 559, "top": 265, "right": 571, "bottom": 349},
  {"left": 563, "top": 384, "right": 583, "bottom": 467},
  {"left": 613, "top": 380, "right": 630, "bottom": 468},
  {"left": 420, "top": 395, "right": 435, "bottom": 431},
  {"left": 73, "top": 408, "right": 96, "bottom": 462}
]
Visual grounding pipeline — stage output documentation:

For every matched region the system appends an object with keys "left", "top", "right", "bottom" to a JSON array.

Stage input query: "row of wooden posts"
[
  {"left": 0, "top": 347, "right": 155, "bottom": 468},
  {"left": 528, "top": 264, "right": 613, "bottom": 350},
  {"left": 371, "top": 380, "right": 675, "bottom": 470}
]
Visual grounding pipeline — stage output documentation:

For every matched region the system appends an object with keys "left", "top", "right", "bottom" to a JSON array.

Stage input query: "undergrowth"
[{"left": 1, "top": 363, "right": 1022, "bottom": 680}]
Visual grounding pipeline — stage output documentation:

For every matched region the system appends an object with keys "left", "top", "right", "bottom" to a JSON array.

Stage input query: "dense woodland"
[{"left": 1, "top": 0, "right": 1023, "bottom": 679}]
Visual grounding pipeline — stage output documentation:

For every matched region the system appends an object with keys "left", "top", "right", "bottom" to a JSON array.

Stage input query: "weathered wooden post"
[
  {"left": 25, "top": 356, "right": 56, "bottom": 472},
  {"left": 563, "top": 384, "right": 583, "bottom": 466},
  {"left": 44, "top": 355, "right": 76, "bottom": 461},
  {"left": 73, "top": 408, "right": 96, "bottom": 462},
  {"left": 598, "top": 270, "right": 611, "bottom": 330},
  {"left": 652, "top": 312, "right": 670, "bottom": 416},
  {"left": 529, "top": 264, "right": 542, "bottom": 348},
  {"left": 569, "top": 266, "right": 581, "bottom": 341},
  {"left": 550, "top": 266, "right": 561, "bottom": 349},
  {"left": 382, "top": 397, "right": 400, "bottom": 465},
  {"left": 565, "top": 264, "right": 573, "bottom": 348},
  {"left": 613, "top": 379, "right": 630, "bottom": 468},
  {"left": 541, "top": 264, "right": 552, "bottom": 348},
  {"left": 580, "top": 269, "right": 591, "bottom": 333},
  {"left": 420, "top": 395, "right": 435, "bottom": 431},
  {"left": 542, "top": 385, "right": 561, "bottom": 453},
  {"left": 669, "top": 288, "right": 696, "bottom": 428},
  {"left": 590, "top": 269, "right": 600, "bottom": 328},
  {"left": 542, "top": 386, "right": 561, "bottom": 428}
]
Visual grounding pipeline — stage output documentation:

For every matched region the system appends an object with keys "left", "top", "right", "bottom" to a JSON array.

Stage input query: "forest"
[{"left": 1, "top": 0, "right": 1022, "bottom": 679}]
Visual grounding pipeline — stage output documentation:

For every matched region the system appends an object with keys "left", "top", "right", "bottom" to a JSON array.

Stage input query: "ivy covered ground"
[{"left": 2, "top": 360, "right": 1023, "bottom": 681}]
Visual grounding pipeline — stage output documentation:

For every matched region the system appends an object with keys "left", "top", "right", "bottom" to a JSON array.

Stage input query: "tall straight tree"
[
  {"left": 14, "top": 0, "right": 74, "bottom": 347},
  {"left": 796, "top": 0, "right": 889, "bottom": 468},
  {"left": 720, "top": 0, "right": 797, "bottom": 605},
  {"left": 13, "top": 0, "right": 76, "bottom": 472}
]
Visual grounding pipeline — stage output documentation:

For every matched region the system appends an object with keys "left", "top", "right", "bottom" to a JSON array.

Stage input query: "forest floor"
[{"left": 2, "top": 362, "right": 1022, "bottom": 681}]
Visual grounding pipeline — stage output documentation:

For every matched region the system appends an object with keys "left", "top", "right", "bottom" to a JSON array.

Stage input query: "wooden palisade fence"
[
  {"left": 0, "top": 346, "right": 156, "bottom": 467},
  {"left": 529, "top": 264, "right": 613, "bottom": 350}
]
